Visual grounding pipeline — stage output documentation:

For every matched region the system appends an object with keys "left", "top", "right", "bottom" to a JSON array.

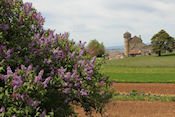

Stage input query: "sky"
[{"left": 23, "top": 0, "right": 175, "bottom": 47}]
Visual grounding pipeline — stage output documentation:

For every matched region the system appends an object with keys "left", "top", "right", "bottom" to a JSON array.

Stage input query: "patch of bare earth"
[
  {"left": 113, "top": 83, "right": 175, "bottom": 94},
  {"left": 74, "top": 83, "right": 175, "bottom": 117},
  {"left": 75, "top": 101, "right": 175, "bottom": 117}
]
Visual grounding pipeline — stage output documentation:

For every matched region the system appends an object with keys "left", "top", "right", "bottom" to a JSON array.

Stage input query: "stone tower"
[{"left": 123, "top": 32, "right": 131, "bottom": 57}]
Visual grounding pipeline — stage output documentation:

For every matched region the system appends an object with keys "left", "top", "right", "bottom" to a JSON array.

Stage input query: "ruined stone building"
[{"left": 123, "top": 32, "right": 151, "bottom": 57}]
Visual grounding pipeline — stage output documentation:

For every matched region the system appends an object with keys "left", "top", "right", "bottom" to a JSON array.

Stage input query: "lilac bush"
[{"left": 0, "top": 0, "right": 113, "bottom": 116}]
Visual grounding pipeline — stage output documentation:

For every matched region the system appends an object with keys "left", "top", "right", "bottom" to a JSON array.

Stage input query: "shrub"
[
  {"left": 0, "top": 0, "right": 112, "bottom": 116},
  {"left": 87, "top": 39, "right": 105, "bottom": 57}
]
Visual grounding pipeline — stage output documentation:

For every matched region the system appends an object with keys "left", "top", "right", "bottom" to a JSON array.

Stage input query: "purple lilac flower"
[
  {"left": 0, "top": 107, "right": 5, "bottom": 113},
  {"left": 71, "top": 70, "right": 78, "bottom": 79},
  {"left": 27, "top": 98, "right": 33, "bottom": 107},
  {"left": 12, "top": 115, "right": 16, "bottom": 117},
  {"left": 74, "top": 64, "right": 78, "bottom": 70},
  {"left": 75, "top": 78, "right": 80, "bottom": 82},
  {"left": 86, "top": 77, "right": 92, "bottom": 81},
  {"left": 35, "top": 12, "right": 45, "bottom": 28},
  {"left": 21, "top": 93, "right": 27, "bottom": 101},
  {"left": 77, "top": 55, "right": 81, "bottom": 60},
  {"left": 34, "top": 76, "right": 41, "bottom": 84},
  {"left": 34, "top": 33, "right": 40, "bottom": 40},
  {"left": 88, "top": 63, "right": 94, "bottom": 69},
  {"left": 61, "top": 50, "right": 66, "bottom": 59},
  {"left": 87, "top": 70, "right": 93, "bottom": 77},
  {"left": 74, "top": 83, "right": 80, "bottom": 87},
  {"left": 80, "top": 49, "right": 84, "bottom": 56},
  {"left": 34, "top": 65, "right": 39, "bottom": 71},
  {"left": 91, "top": 56, "right": 96, "bottom": 64},
  {"left": 40, "top": 109, "right": 46, "bottom": 117},
  {"left": 0, "top": 75, "right": 6, "bottom": 82},
  {"left": 103, "top": 76, "right": 109, "bottom": 81},
  {"left": 4, "top": 24, "right": 9, "bottom": 30},
  {"left": 50, "top": 69, "right": 55, "bottom": 76},
  {"left": 11, "top": 94, "right": 20, "bottom": 99},
  {"left": 44, "top": 59, "right": 52, "bottom": 64},
  {"left": 64, "top": 32, "right": 69, "bottom": 39},
  {"left": 52, "top": 48, "right": 62, "bottom": 59},
  {"left": 100, "top": 80, "right": 104, "bottom": 86},
  {"left": 23, "top": 2, "right": 32, "bottom": 16},
  {"left": 7, "top": 66, "right": 13, "bottom": 75},
  {"left": 68, "top": 51, "right": 72, "bottom": 58},
  {"left": 34, "top": 70, "right": 44, "bottom": 84},
  {"left": 5, "top": 48, "right": 14, "bottom": 58},
  {"left": 81, "top": 42, "right": 86, "bottom": 48},
  {"left": 63, "top": 88, "right": 70, "bottom": 94},
  {"left": 62, "top": 82, "right": 68, "bottom": 87},
  {"left": 27, "top": 64, "right": 33, "bottom": 71},
  {"left": 80, "top": 81, "right": 84, "bottom": 85},
  {"left": 11, "top": 74, "right": 23, "bottom": 90},
  {"left": 79, "top": 41, "right": 86, "bottom": 49},
  {"left": 66, "top": 42, "right": 69, "bottom": 49},
  {"left": 68, "top": 83, "right": 73, "bottom": 87},
  {"left": 71, "top": 51, "right": 76, "bottom": 58},
  {"left": 39, "top": 70, "right": 44, "bottom": 77},
  {"left": 43, "top": 76, "right": 51, "bottom": 88},
  {"left": 57, "top": 67, "right": 66, "bottom": 77},
  {"left": 80, "top": 89, "right": 88, "bottom": 96},
  {"left": 64, "top": 72, "right": 71, "bottom": 80},
  {"left": 21, "top": 64, "right": 27, "bottom": 70},
  {"left": 33, "top": 100, "right": 39, "bottom": 109},
  {"left": 13, "top": 72, "right": 22, "bottom": 81},
  {"left": 24, "top": 55, "right": 30, "bottom": 63},
  {"left": 0, "top": 24, "right": 9, "bottom": 31},
  {"left": 79, "top": 60, "right": 85, "bottom": 67},
  {"left": 48, "top": 30, "right": 54, "bottom": 39},
  {"left": 27, "top": 3, "right": 32, "bottom": 16}
]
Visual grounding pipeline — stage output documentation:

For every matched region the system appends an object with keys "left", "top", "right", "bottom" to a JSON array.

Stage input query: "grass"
[
  {"left": 101, "top": 53, "right": 175, "bottom": 83},
  {"left": 113, "top": 90, "right": 175, "bottom": 102}
]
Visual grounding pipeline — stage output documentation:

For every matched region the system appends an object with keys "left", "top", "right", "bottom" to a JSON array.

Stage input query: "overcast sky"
[{"left": 23, "top": 0, "right": 175, "bottom": 47}]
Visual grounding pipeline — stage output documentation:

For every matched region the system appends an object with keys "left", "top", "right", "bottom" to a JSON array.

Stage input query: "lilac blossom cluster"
[
  {"left": 0, "top": 65, "right": 49, "bottom": 116},
  {"left": 27, "top": 29, "right": 102, "bottom": 98},
  {"left": 0, "top": 65, "right": 52, "bottom": 90}
]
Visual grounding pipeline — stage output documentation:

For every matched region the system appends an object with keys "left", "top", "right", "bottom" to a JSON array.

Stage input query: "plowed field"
[
  {"left": 75, "top": 83, "right": 175, "bottom": 117},
  {"left": 75, "top": 101, "right": 175, "bottom": 117},
  {"left": 114, "top": 83, "right": 175, "bottom": 94}
]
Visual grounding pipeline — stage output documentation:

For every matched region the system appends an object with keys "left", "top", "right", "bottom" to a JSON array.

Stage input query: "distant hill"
[
  {"left": 105, "top": 45, "right": 124, "bottom": 50},
  {"left": 105, "top": 43, "right": 150, "bottom": 50}
]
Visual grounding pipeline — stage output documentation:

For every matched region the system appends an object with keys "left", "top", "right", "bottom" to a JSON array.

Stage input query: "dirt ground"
[
  {"left": 75, "top": 101, "right": 175, "bottom": 117},
  {"left": 74, "top": 83, "right": 175, "bottom": 117},
  {"left": 113, "top": 83, "right": 175, "bottom": 94}
]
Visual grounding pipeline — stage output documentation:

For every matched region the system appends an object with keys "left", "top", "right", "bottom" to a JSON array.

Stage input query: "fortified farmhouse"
[{"left": 124, "top": 32, "right": 151, "bottom": 57}]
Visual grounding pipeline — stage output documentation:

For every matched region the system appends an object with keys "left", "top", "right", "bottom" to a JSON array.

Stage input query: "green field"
[
  {"left": 113, "top": 90, "right": 175, "bottom": 102},
  {"left": 101, "top": 53, "right": 175, "bottom": 83}
]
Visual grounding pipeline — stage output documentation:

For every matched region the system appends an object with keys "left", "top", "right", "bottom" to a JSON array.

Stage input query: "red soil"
[
  {"left": 74, "top": 83, "right": 175, "bottom": 117},
  {"left": 113, "top": 83, "right": 175, "bottom": 95},
  {"left": 75, "top": 100, "right": 175, "bottom": 117}
]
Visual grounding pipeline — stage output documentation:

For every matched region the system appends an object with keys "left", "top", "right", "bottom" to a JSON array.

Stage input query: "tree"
[
  {"left": 151, "top": 30, "right": 175, "bottom": 56},
  {"left": 87, "top": 39, "right": 105, "bottom": 57},
  {"left": 0, "top": 0, "right": 112, "bottom": 116}
]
